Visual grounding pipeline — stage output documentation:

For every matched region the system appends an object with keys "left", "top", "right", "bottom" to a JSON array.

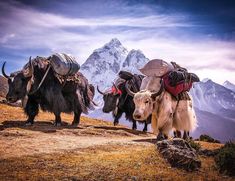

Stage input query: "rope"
[{"left": 28, "top": 65, "right": 51, "bottom": 95}]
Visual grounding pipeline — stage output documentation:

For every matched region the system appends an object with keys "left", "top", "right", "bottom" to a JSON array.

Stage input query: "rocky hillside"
[{"left": 0, "top": 103, "right": 233, "bottom": 180}]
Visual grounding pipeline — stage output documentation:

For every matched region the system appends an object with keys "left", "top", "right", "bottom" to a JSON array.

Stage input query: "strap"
[{"left": 28, "top": 65, "right": 51, "bottom": 95}]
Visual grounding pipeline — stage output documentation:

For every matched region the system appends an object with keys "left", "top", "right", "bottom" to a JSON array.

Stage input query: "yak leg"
[
  {"left": 54, "top": 113, "right": 62, "bottom": 126},
  {"left": 72, "top": 111, "right": 82, "bottom": 126},
  {"left": 173, "top": 130, "right": 182, "bottom": 138},
  {"left": 183, "top": 131, "right": 190, "bottom": 140},
  {"left": 25, "top": 98, "right": 39, "bottom": 126},
  {"left": 132, "top": 120, "right": 137, "bottom": 130},
  {"left": 143, "top": 121, "right": 148, "bottom": 132},
  {"left": 113, "top": 111, "right": 122, "bottom": 126}
]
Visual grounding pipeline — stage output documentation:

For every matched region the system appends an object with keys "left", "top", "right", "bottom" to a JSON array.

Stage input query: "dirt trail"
[{"left": 0, "top": 103, "right": 155, "bottom": 159}]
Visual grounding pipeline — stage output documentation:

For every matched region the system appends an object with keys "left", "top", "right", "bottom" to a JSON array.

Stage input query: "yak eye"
[{"left": 145, "top": 100, "right": 149, "bottom": 104}]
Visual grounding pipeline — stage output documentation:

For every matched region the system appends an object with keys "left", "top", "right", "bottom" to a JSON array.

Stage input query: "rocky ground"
[{"left": 0, "top": 103, "right": 233, "bottom": 181}]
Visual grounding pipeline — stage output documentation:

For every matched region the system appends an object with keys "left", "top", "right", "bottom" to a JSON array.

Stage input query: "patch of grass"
[
  {"left": 215, "top": 141, "right": 235, "bottom": 176},
  {"left": 199, "top": 134, "right": 220, "bottom": 143},
  {"left": 188, "top": 139, "right": 201, "bottom": 151}
]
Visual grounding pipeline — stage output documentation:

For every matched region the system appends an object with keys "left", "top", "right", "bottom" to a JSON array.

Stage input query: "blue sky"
[{"left": 0, "top": 0, "right": 235, "bottom": 84}]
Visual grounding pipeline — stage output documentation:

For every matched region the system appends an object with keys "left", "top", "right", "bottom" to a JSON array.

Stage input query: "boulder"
[{"left": 156, "top": 138, "right": 201, "bottom": 171}]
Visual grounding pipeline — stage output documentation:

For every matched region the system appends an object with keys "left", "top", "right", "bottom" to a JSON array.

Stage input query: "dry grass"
[{"left": 0, "top": 103, "right": 234, "bottom": 181}]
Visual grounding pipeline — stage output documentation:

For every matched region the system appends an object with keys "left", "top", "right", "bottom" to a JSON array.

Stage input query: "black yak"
[
  {"left": 2, "top": 57, "right": 95, "bottom": 126},
  {"left": 97, "top": 72, "right": 151, "bottom": 132}
]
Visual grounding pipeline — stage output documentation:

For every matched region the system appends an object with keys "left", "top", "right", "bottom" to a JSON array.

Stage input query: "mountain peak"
[
  {"left": 105, "top": 38, "right": 122, "bottom": 48},
  {"left": 202, "top": 78, "right": 211, "bottom": 83},
  {"left": 223, "top": 80, "right": 235, "bottom": 92},
  {"left": 122, "top": 49, "right": 149, "bottom": 74},
  {"left": 223, "top": 80, "right": 233, "bottom": 86}
]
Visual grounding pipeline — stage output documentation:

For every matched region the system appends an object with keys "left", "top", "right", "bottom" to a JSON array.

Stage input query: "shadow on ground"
[{"left": 0, "top": 120, "right": 151, "bottom": 136}]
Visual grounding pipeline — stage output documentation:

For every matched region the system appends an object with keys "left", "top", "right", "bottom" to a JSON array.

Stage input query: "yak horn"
[
  {"left": 97, "top": 86, "right": 105, "bottom": 95},
  {"left": 125, "top": 82, "right": 135, "bottom": 97},
  {"left": 112, "top": 82, "right": 118, "bottom": 91},
  {"left": 1, "top": 62, "right": 10, "bottom": 79},
  {"left": 29, "top": 56, "right": 34, "bottom": 74}
]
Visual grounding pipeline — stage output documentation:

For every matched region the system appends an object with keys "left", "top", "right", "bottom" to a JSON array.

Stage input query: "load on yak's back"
[
  {"left": 2, "top": 53, "right": 95, "bottom": 126},
  {"left": 139, "top": 59, "right": 200, "bottom": 98},
  {"left": 23, "top": 53, "right": 80, "bottom": 78},
  {"left": 126, "top": 59, "right": 200, "bottom": 140}
]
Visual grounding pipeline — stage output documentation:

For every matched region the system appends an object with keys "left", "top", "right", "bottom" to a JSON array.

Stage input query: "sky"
[{"left": 0, "top": 0, "right": 235, "bottom": 84}]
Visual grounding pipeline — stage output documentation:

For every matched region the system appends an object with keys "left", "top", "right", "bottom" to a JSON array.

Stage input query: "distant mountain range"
[{"left": 1, "top": 38, "right": 235, "bottom": 142}]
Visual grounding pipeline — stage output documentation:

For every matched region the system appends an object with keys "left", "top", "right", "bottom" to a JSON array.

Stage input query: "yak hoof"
[
  {"left": 25, "top": 121, "right": 34, "bottom": 126},
  {"left": 71, "top": 122, "right": 79, "bottom": 127},
  {"left": 114, "top": 121, "right": 119, "bottom": 126},
  {"left": 132, "top": 126, "right": 137, "bottom": 130},
  {"left": 156, "top": 133, "right": 166, "bottom": 141},
  {"left": 143, "top": 128, "right": 147, "bottom": 133},
  {"left": 54, "top": 122, "right": 62, "bottom": 127}
]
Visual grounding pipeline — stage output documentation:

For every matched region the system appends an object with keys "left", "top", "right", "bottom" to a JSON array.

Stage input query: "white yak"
[{"left": 126, "top": 76, "right": 197, "bottom": 140}]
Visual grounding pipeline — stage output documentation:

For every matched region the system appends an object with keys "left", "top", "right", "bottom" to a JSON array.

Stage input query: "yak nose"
[{"left": 134, "top": 113, "right": 142, "bottom": 120}]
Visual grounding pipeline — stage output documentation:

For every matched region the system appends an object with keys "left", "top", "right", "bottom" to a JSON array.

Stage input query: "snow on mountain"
[
  {"left": 122, "top": 49, "right": 149, "bottom": 74},
  {"left": 80, "top": 38, "right": 128, "bottom": 100},
  {"left": 190, "top": 79, "right": 235, "bottom": 114},
  {"left": 80, "top": 38, "right": 149, "bottom": 101},
  {"left": 223, "top": 80, "right": 235, "bottom": 92}
]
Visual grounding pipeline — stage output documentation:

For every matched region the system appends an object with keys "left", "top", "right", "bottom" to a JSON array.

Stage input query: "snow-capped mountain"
[
  {"left": 223, "top": 80, "right": 235, "bottom": 92},
  {"left": 190, "top": 79, "right": 235, "bottom": 115},
  {"left": 190, "top": 79, "right": 235, "bottom": 141},
  {"left": 122, "top": 49, "right": 149, "bottom": 74},
  {"left": 80, "top": 38, "right": 148, "bottom": 100},
  {"left": 81, "top": 38, "right": 128, "bottom": 87}
]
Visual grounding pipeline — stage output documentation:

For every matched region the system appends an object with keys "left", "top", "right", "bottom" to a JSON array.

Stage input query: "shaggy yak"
[
  {"left": 97, "top": 73, "right": 151, "bottom": 132},
  {"left": 2, "top": 57, "right": 95, "bottom": 126},
  {"left": 126, "top": 76, "right": 197, "bottom": 140}
]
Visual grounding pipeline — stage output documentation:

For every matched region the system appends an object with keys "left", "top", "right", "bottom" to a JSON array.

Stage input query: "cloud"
[{"left": 0, "top": 0, "right": 234, "bottom": 84}]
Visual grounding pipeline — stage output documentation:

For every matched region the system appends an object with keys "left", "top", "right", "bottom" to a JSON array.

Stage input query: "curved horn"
[
  {"left": 97, "top": 86, "right": 105, "bottom": 95},
  {"left": 125, "top": 82, "right": 135, "bottom": 97},
  {"left": 1, "top": 62, "right": 10, "bottom": 79},
  {"left": 112, "top": 82, "right": 118, "bottom": 91},
  {"left": 151, "top": 79, "right": 164, "bottom": 99},
  {"left": 29, "top": 56, "right": 34, "bottom": 74}
]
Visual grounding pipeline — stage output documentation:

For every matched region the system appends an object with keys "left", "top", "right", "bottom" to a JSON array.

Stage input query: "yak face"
[
  {"left": 6, "top": 72, "right": 29, "bottom": 103},
  {"left": 102, "top": 93, "right": 120, "bottom": 113},
  {"left": 97, "top": 85, "right": 122, "bottom": 113},
  {"left": 2, "top": 59, "right": 33, "bottom": 103},
  {"left": 132, "top": 90, "right": 155, "bottom": 121},
  {"left": 126, "top": 77, "right": 164, "bottom": 121}
]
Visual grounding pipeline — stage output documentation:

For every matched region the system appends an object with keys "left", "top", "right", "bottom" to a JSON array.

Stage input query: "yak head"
[
  {"left": 125, "top": 77, "right": 164, "bottom": 121},
  {"left": 97, "top": 83, "right": 122, "bottom": 113},
  {"left": 1, "top": 58, "right": 33, "bottom": 103}
]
